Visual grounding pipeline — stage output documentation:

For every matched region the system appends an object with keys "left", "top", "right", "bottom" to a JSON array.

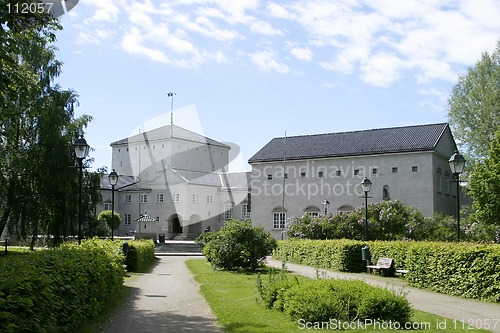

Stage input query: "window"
[
  {"left": 412, "top": 166, "right": 418, "bottom": 172},
  {"left": 267, "top": 174, "right": 273, "bottom": 180},
  {"left": 224, "top": 204, "right": 233, "bottom": 220},
  {"left": 124, "top": 214, "right": 131, "bottom": 226},
  {"left": 140, "top": 194, "right": 148, "bottom": 203},
  {"left": 372, "top": 168, "right": 378, "bottom": 175},
  {"left": 206, "top": 195, "right": 213, "bottom": 203},
  {"left": 336, "top": 170, "right": 342, "bottom": 177},
  {"left": 284, "top": 173, "right": 288, "bottom": 179},
  {"left": 208, "top": 211, "right": 212, "bottom": 217},
  {"left": 437, "top": 168, "right": 442, "bottom": 193},
  {"left": 273, "top": 212, "right": 286, "bottom": 229},
  {"left": 354, "top": 169, "right": 360, "bottom": 176},
  {"left": 155, "top": 216, "right": 160, "bottom": 222},
  {"left": 300, "top": 172, "right": 306, "bottom": 178},
  {"left": 241, "top": 204, "right": 251, "bottom": 220},
  {"left": 156, "top": 194, "right": 164, "bottom": 203},
  {"left": 309, "top": 212, "right": 319, "bottom": 218},
  {"left": 318, "top": 171, "right": 324, "bottom": 178},
  {"left": 104, "top": 203, "right": 111, "bottom": 210},
  {"left": 392, "top": 167, "right": 398, "bottom": 173},
  {"left": 172, "top": 193, "right": 180, "bottom": 202},
  {"left": 124, "top": 195, "right": 132, "bottom": 204},
  {"left": 192, "top": 194, "right": 199, "bottom": 203}
]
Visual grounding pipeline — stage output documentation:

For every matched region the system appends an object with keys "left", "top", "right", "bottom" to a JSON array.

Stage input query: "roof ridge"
[{"left": 274, "top": 122, "right": 449, "bottom": 140}]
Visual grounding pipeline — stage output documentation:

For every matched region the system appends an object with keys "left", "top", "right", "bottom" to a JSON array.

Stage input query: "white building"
[
  {"left": 98, "top": 124, "right": 250, "bottom": 240},
  {"left": 248, "top": 123, "right": 460, "bottom": 239}
]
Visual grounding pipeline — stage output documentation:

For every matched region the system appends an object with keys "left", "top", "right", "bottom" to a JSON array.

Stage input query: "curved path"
[
  {"left": 266, "top": 258, "right": 500, "bottom": 333},
  {"left": 100, "top": 256, "right": 224, "bottom": 333}
]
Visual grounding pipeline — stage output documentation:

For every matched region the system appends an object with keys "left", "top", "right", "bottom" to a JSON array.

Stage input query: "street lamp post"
[
  {"left": 448, "top": 150, "right": 466, "bottom": 241},
  {"left": 323, "top": 199, "right": 330, "bottom": 215},
  {"left": 74, "top": 135, "right": 89, "bottom": 245},
  {"left": 108, "top": 169, "right": 119, "bottom": 241},
  {"left": 361, "top": 177, "right": 372, "bottom": 240}
]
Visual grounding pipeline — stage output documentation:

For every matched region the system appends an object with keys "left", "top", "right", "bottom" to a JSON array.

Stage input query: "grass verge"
[{"left": 186, "top": 258, "right": 491, "bottom": 333}]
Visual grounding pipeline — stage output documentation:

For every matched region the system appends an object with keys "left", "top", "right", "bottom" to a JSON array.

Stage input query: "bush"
[
  {"left": 197, "top": 219, "right": 277, "bottom": 271},
  {"left": 124, "top": 239, "right": 156, "bottom": 272},
  {"left": 286, "top": 200, "right": 466, "bottom": 241},
  {"left": 0, "top": 238, "right": 125, "bottom": 332},
  {"left": 258, "top": 274, "right": 412, "bottom": 324},
  {"left": 274, "top": 239, "right": 500, "bottom": 302}
]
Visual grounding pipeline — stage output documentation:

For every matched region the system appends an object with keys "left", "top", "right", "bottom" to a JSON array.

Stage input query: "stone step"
[{"left": 155, "top": 240, "right": 203, "bottom": 256}]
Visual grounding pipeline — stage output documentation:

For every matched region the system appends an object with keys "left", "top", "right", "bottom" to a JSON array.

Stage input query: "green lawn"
[{"left": 186, "top": 259, "right": 492, "bottom": 333}]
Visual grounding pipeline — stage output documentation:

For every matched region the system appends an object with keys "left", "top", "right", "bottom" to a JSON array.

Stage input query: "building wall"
[
  {"left": 250, "top": 151, "right": 456, "bottom": 239},
  {"left": 112, "top": 138, "right": 230, "bottom": 179}
]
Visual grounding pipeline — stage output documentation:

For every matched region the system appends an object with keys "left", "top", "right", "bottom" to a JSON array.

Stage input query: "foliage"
[
  {"left": 286, "top": 200, "right": 464, "bottom": 241},
  {"left": 274, "top": 239, "right": 500, "bottom": 302},
  {"left": 467, "top": 130, "right": 500, "bottom": 242},
  {"left": 124, "top": 239, "right": 156, "bottom": 272},
  {"left": 257, "top": 271, "right": 412, "bottom": 324},
  {"left": 188, "top": 259, "right": 489, "bottom": 333},
  {"left": 97, "top": 210, "right": 122, "bottom": 235},
  {"left": 273, "top": 238, "right": 366, "bottom": 272},
  {"left": 447, "top": 40, "right": 500, "bottom": 162},
  {"left": 0, "top": 238, "right": 125, "bottom": 332},
  {"left": 197, "top": 219, "right": 277, "bottom": 271},
  {"left": 0, "top": 0, "right": 99, "bottom": 246}
]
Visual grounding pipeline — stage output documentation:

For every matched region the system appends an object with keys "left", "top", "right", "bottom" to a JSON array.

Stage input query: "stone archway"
[{"left": 169, "top": 214, "right": 183, "bottom": 235}]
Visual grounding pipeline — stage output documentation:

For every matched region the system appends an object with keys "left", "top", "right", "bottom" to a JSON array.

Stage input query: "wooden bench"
[{"left": 366, "top": 257, "right": 396, "bottom": 277}]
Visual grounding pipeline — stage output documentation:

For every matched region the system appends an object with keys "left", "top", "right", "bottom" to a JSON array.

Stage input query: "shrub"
[
  {"left": 259, "top": 275, "right": 412, "bottom": 324},
  {"left": 274, "top": 238, "right": 500, "bottom": 302},
  {"left": 199, "top": 219, "right": 277, "bottom": 271},
  {"left": 124, "top": 239, "right": 156, "bottom": 272},
  {"left": 0, "top": 238, "right": 125, "bottom": 332}
]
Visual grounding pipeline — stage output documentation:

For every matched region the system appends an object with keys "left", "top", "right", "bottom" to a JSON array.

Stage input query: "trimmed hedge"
[
  {"left": 259, "top": 274, "right": 412, "bottom": 323},
  {"left": 273, "top": 239, "right": 365, "bottom": 272},
  {"left": 124, "top": 239, "right": 156, "bottom": 271},
  {"left": 0, "top": 238, "right": 125, "bottom": 332},
  {"left": 273, "top": 239, "right": 500, "bottom": 302}
]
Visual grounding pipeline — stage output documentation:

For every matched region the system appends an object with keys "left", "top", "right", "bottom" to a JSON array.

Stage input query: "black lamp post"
[
  {"left": 74, "top": 135, "right": 89, "bottom": 245},
  {"left": 108, "top": 169, "right": 119, "bottom": 240},
  {"left": 361, "top": 177, "right": 372, "bottom": 240},
  {"left": 448, "top": 150, "right": 466, "bottom": 241},
  {"left": 323, "top": 199, "right": 330, "bottom": 215}
]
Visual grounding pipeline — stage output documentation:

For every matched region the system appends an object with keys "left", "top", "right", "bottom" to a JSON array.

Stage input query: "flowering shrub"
[{"left": 287, "top": 200, "right": 467, "bottom": 241}]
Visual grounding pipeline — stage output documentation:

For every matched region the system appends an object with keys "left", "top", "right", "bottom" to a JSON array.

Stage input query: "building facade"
[
  {"left": 248, "top": 123, "right": 460, "bottom": 239},
  {"left": 98, "top": 125, "right": 251, "bottom": 240}
]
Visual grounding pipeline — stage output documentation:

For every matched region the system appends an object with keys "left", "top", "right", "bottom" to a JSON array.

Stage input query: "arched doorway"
[{"left": 171, "top": 215, "right": 182, "bottom": 234}]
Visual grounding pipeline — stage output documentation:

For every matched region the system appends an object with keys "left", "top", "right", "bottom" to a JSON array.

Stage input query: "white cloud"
[
  {"left": 250, "top": 50, "right": 289, "bottom": 73},
  {"left": 83, "top": 0, "right": 120, "bottom": 23},
  {"left": 291, "top": 47, "right": 313, "bottom": 62},
  {"left": 76, "top": 29, "right": 115, "bottom": 45},
  {"left": 360, "top": 53, "right": 406, "bottom": 87},
  {"left": 249, "top": 20, "right": 284, "bottom": 36},
  {"left": 121, "top": 27, "right": 169, "bottom": 63}
]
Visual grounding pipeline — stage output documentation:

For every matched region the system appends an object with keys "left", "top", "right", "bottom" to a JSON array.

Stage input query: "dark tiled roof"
[
  {"left": 248, "top": 123, "right": 450, "bottom": 163},
  {"left": 110, "top": 124, "right": 230, "bottom": 149}
]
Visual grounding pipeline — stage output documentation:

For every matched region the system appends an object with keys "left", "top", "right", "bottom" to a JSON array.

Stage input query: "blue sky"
[{"left": 53, "top": 0, "right": 500, "bottom": 172}]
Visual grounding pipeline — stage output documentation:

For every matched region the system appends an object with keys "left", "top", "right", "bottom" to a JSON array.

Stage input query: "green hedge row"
[
  {"left": 124, "top": 239, "right": 156, "bottom": 271},
  {"left": 273, "top": 239, "right": 500, "bottom": 302},
  {"left": 273, "top": 239, "right": 366, "bottom": 272},
  {"left": 0, "top": 238, "right": 125, "bottom": 333},
  {"left": 258, "top": 273, "right": 412, "bottom": 324}
]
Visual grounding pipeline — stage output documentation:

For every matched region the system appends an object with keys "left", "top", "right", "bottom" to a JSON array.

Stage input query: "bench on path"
[{"left": 366, "top": 257, "right": 396, "bottom": 277}]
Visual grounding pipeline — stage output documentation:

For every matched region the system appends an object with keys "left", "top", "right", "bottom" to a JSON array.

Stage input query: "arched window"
[{"left": 383, "top": 185, "right": 390, "bottom": 200}]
